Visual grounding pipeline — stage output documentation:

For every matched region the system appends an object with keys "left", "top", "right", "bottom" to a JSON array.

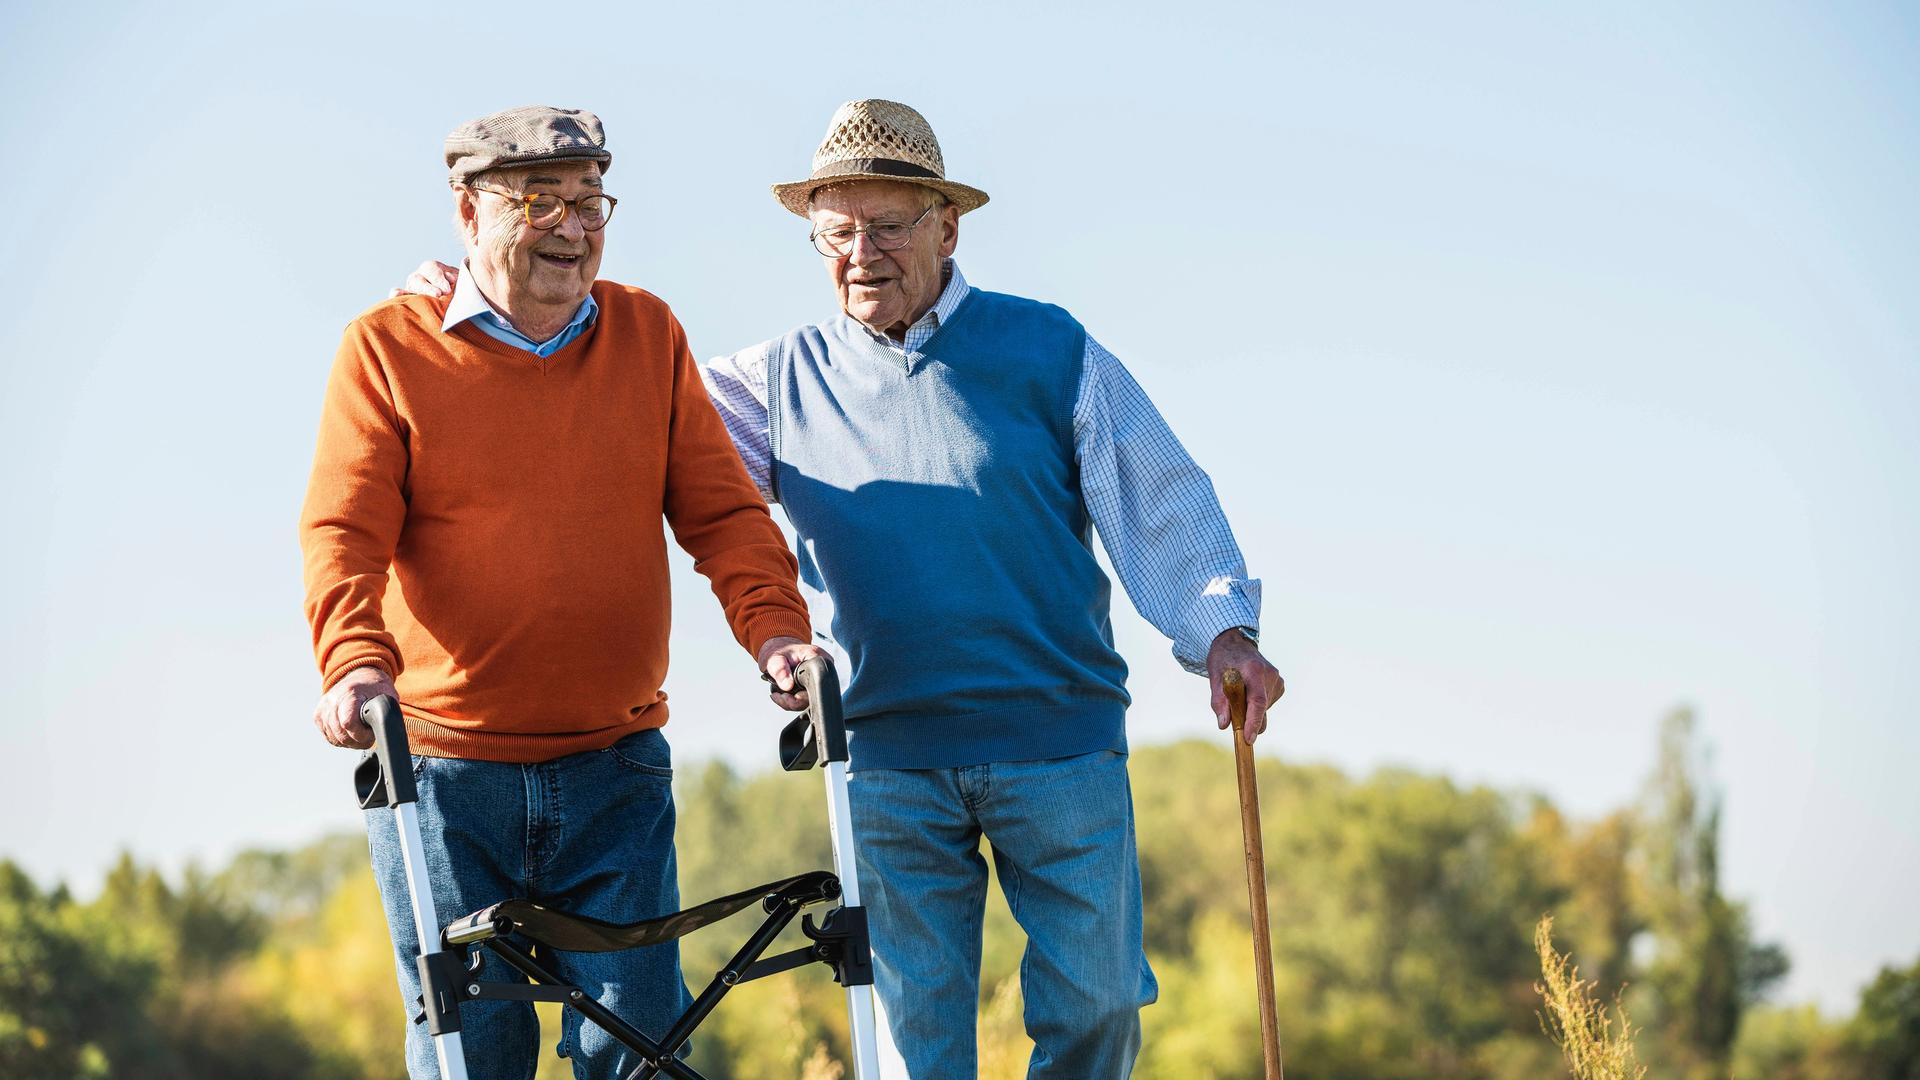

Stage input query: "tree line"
[{"left": 3, "top": 710, "right": 1915, "bottom": 1078}]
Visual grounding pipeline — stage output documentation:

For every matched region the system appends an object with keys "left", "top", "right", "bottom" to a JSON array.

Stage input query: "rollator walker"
[{"left": 354, "top": 657, "right": 883, "bottom": 1080}]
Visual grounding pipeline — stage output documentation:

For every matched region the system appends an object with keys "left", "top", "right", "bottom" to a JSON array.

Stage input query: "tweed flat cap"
[{"left": 444, "top": 105, "right": 611, "bottom": 185}]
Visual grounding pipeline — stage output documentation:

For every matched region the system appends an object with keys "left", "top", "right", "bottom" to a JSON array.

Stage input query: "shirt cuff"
[{"left": 1173, "top": 577, "right": 1263, "bottom": 675}]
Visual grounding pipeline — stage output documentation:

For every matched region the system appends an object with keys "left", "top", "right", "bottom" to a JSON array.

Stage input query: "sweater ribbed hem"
[
  {"left": 846, "top": 700, "right": 1127, "bottom": 772},
  {"left": 400, "top": 703, "right": 669, "bottom": 764}
]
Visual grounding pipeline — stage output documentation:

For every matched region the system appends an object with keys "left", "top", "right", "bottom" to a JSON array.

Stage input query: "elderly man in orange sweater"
[{"left": 299, "top": 106, "right": 819, "bottom": 1080}]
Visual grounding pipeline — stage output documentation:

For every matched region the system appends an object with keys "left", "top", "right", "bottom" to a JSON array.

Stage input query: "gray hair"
[{"left": 808, "top": 181, "right": 949, "bottom": 214}]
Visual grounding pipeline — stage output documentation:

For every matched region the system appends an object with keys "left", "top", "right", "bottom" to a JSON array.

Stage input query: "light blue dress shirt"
[{"left": 441, "top": 261, "right": 598, "bottom": 356}]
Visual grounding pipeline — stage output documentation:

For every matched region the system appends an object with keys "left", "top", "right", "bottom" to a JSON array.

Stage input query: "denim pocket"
[
  {"left": 603, "top": 728, "right": 673, "bottom": 778},
  {"left": 354, "top": 749, "right": 431, "bottom": 792}
]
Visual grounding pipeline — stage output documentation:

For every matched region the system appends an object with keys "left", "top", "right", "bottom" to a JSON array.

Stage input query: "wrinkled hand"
[
  {"left": 758, "top": 636, "right": 826, "bottom": 712},
  {"left": 386, "top": 260, "right": 460, "bottom": 300},
  {"left": 313, "top": 665, "right": 396, "bottom": 749},
  {"left": 1207, "top": 628, "right": 1284, "bottom": 745}
]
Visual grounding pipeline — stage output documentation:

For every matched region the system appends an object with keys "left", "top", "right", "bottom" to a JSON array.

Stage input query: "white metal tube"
[
  {"left": 822, "top": 761, "right": 882, "bottom": 1079},
  {"left": 392, "top": 803, "right": 471, "bottom": 1080},
  {"left": 845, "top": 983, "right": 883, "bottom": 1079},
  {"left": 433, "top": 1031, "right": 471, "bottom": 1080},
  {"left": 393, "top": 802, "right": 443, "bottom": 951},
  {"left": 822, "top": 761, "right": 861, "bottom": 906}
]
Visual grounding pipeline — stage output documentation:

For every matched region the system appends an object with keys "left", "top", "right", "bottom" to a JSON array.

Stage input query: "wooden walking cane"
[{"left": 1224, "top": 668, "right": 1285, "bottom": 1079}]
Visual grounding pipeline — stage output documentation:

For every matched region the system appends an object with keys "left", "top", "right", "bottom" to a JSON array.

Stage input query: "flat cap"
[{"left": 444, "top": 105, "right": 611, "bottom": 185}]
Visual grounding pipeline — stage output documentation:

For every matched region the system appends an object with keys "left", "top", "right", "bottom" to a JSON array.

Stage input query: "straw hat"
[{"left": 772, "top": 99, "right": 990, "bottom": 218}]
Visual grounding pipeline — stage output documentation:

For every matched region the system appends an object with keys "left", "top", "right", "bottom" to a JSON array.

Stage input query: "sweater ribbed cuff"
[
  {"left": 747, "top": 616, "right": 816, "bottom": 661},
  {"left": 322, "top": 648, "right": 397, "bottom": 691}
]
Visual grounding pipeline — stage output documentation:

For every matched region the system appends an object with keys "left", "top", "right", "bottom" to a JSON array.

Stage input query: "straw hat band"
[{"left": 810, "top": 157, "right": 942, "bottom": 182}]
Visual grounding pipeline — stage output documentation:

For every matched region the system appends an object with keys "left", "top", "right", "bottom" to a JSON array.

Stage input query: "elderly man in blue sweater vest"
[
  {"left": 399, "top": 99, "right": 1282, "bottom": 1078},
  {"left": 710, "top": 100, "right": 1284, "bottom": 1079}
]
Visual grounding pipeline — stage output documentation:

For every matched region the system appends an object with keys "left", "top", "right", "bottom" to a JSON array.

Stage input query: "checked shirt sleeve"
[
  {"left": 701, "top": 344, "right": 776, "bottom": 502},
  {"left": 1075, "top": 334, "right": 1262, "bottom": 674}
]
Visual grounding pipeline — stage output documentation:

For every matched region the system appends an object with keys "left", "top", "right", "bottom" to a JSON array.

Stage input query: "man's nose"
[
  {"left": 555, "top": 209, "right": 588, "bottom": 242},
  {"left": 847, "top": 229, "right": 889, "bottom": 265}
]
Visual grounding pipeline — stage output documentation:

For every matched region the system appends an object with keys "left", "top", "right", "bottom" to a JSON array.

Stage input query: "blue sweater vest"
[{"left": 767, "top": 290, "right": 1131, "bottom": 771}]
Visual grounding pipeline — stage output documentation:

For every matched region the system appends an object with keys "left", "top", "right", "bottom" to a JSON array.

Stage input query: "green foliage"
[
  {"left": 4, "top": 711, "right": 1898, "bottom": 1078},
  {"left": 1848, "top": 956, "right": 1920, "bottom": 1078},
  {"left": 1732, "top": 1004, "right": 1861, "bottom": 1080},
  {"left": 0, "top": 861, "right": 159, "bottom": 1079},
  {"left": 1634, "top": 709, "right": 1788, "bottom": 1079}
]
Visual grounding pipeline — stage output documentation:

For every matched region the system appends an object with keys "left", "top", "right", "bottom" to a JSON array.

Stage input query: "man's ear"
[
  {"left": 936, "top": 204, "right": 960, "bottom": 259},
  {"left": 452, "top": 184, "right": 481, "bottom": 244}
]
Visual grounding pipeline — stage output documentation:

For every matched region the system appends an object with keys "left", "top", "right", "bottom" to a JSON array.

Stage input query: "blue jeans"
[
  {"left": 365, "top": 728, "right": 694, "bottom": 1080},
  {"left": 848, "top": 750, "right": 1158, "bottom": 1079}
]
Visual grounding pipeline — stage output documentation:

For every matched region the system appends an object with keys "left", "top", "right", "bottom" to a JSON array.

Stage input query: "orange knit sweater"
[{"left": 299, "top": 283, "right": 811, "bottom": 762}]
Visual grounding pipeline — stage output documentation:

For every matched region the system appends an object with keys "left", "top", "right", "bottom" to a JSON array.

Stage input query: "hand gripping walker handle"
[
  {"left": 779, "top": 656, "right": 848, "bottom": 772},
  {"left": 354, "top": 694, "right": 417, "bottom": 810}
]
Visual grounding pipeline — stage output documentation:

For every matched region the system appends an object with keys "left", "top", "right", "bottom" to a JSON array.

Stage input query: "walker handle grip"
[
  {"left": 354, "top": 695, "right": 417, "bottom": 809},
  {"left": 780, "top": 657, "right": 847, "bottom": 772}
]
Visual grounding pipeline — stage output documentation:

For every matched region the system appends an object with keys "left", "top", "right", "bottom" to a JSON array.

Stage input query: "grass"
[{"left": 1535, "top": 915, "right": 1648, "bottom": 1080}]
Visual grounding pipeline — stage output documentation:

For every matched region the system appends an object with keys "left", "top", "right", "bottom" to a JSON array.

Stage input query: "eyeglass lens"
[
  {"left": 527, "top": 195, "right": 614, "bottom": 231},
  {"left": 813, "top": 222, "right": 917, "bottom": 256}
]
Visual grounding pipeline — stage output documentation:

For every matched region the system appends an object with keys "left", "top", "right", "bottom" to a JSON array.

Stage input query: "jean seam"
[
  {"left": 547, "top": 760, "right": 565, "bottom": 882},
  {"left": 522, "top": 764, "right": 539, "bottom": 893},
  {"left": 603, "top": 731, "right": 674, "bottom": 778},
  {"left": 958, "top": 763, "right": 989, "bottom": 810},
  {"left": 998, "top": 848, "right": 1024, "bottom": 921},
  {"left": 558, "top": 1005, "right": 576, "bottom": 1069},
  {"left": 602, "top": 746, "right": 674, "bottom": 778}
]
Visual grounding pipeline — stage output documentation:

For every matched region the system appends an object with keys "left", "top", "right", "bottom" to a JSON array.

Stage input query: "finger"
[
  {"left": 387, "top": 287, "right": 405, "bottom": 299},
  {"left": 343, "top": 710, "right": 376, "bottom": 747},
  {"left": 769, "top": 689, "right": 809, "bottom": 712},
  {"left": 332, "top": 698, "right": 364, "bottom": 747},
  {"left": 349, "top": 685, "right": 391, "bottom": 745},
  {"left": 766, "top": 652, "right": 796, "bottom": 692},
  {"left": 427, "top": 262, "right": 456, "bottom": 292},
  {"left": 1246, "top": 684, "right": 1270, "bottom": 743},
  {"left": 1210, "top": 676, "right": 1229, "bottom": 729},
  {"left": 319, "top": 701, "right": 351, "bottom": 748}
]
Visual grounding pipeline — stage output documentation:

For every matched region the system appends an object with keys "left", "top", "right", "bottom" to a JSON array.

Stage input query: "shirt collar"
[
  {"left": 850, "top": 259, "right": 970, "bottom": 351},
  {"left": 927, "top": 259, "right": 969, "bottom": 327},
  {"left": 441, "top": 261, "right": 597, "bottom": 348}
]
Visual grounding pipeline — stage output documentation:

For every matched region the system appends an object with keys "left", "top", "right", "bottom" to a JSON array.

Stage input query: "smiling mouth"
[
  {"left": 847, "top": 278, "right": 893, "bottom": 291},
  {"left": 536, "top": 252, "right": 583, "bottom": 269}
]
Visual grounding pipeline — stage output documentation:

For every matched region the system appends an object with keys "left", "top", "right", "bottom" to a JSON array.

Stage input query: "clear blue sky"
[{"left": 1, "top": 1, "right": 1913, "bottom": 1013}]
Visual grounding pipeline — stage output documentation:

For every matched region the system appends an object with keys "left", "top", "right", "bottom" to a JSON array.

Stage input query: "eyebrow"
[{"left": 520, "top": 172, "right": 603, "bottom": 189}]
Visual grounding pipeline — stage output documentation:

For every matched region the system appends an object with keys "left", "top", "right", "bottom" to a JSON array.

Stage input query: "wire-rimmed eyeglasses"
[{"left": 808, "top": 203, "right": 935, "bottom": 257}]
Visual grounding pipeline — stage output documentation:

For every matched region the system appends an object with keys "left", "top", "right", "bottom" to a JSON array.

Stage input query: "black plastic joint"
[
  {"left": 805, "top": 904, "right": 873, "bottom": 987},
  {"left": 417, "top": 950, "right": 468, "bottom": 1035}
]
